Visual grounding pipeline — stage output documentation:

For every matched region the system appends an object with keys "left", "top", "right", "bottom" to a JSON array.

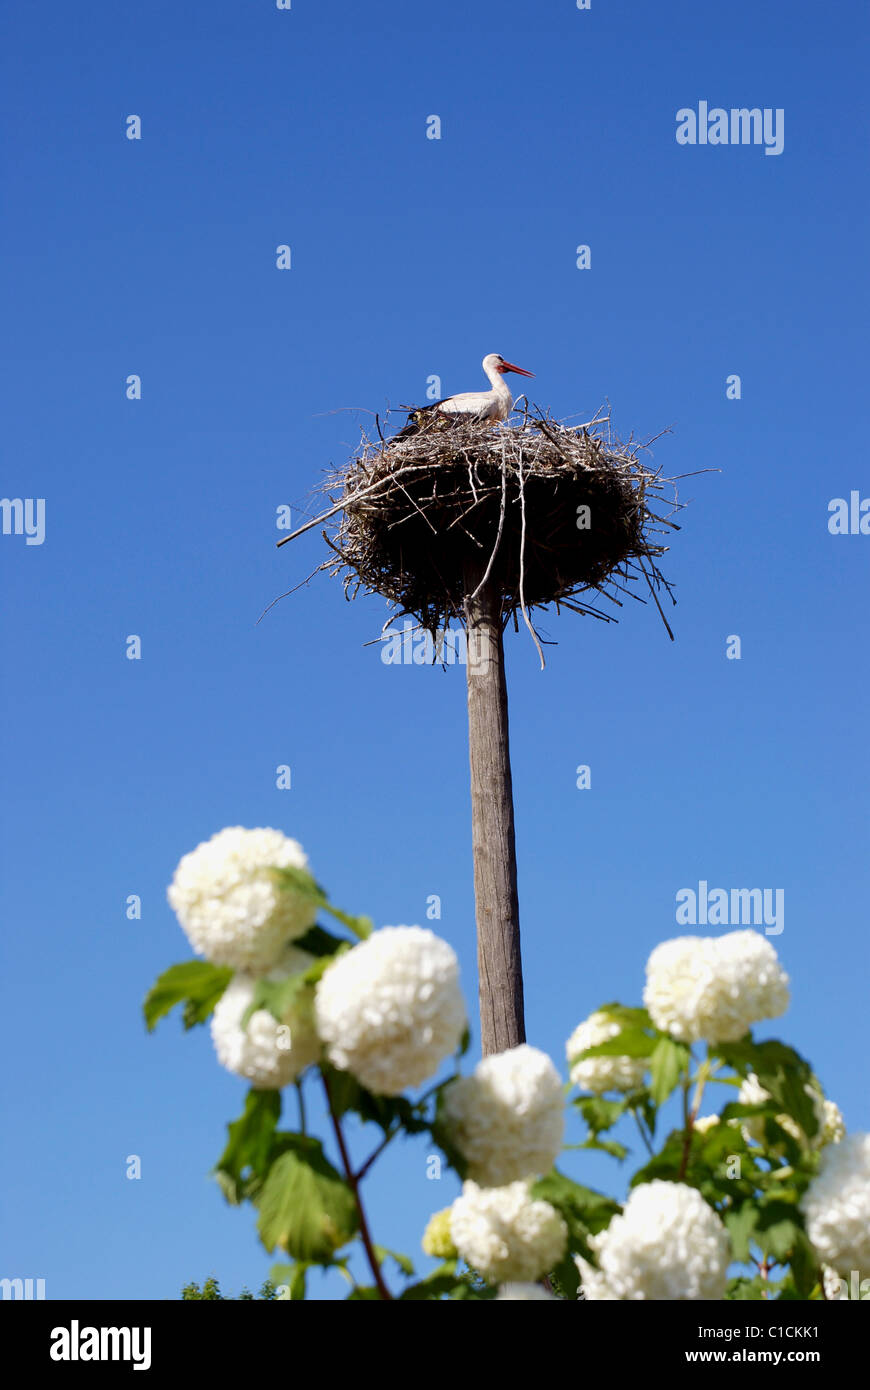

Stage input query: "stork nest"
[{"left": 276, "top": 404, "right": 687, "bottom": 655}]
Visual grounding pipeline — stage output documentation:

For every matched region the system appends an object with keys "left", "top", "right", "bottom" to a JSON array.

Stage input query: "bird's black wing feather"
[{"left": 392, "top": 399, "right": 452, "bottom": 440}]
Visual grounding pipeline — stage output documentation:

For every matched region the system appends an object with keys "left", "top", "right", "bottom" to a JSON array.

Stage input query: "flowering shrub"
[{"left": 145, "top": 828, "right": 863, "bottom": 1301}]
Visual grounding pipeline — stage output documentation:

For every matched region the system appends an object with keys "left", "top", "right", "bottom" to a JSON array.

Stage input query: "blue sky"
[{"left": 1, "top": 0, "right": 868, "bottom": 1299}]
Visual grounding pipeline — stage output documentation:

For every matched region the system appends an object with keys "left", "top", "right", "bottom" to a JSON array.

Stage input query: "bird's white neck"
[
  {"left": 483, "top": 360, "right": 513, "bottom": 406},
  {"left": 483, "top": 359, "right": 505, "bottom": 389}
]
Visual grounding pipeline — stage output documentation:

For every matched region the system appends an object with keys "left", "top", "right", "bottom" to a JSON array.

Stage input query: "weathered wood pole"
[{"left": 463, "top": 558, "right": 526, "bottom": 1055}]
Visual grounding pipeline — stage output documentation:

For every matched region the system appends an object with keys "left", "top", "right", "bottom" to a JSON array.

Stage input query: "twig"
[
  {"left": 638, "top": 558, "right": 675, "bottom": 642},
  {"left": 517, "top": 454, "right": 546, "bottom": 670},
  {"left": 355, "top": 1128, "right": 400, "bottom": 1183},
  {"left": 255, "top": 570, "right": 321, "bottom": 624}
]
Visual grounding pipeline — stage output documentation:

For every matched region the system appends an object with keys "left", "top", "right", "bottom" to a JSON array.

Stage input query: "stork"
[{"left": 394, "top": 353, "right": 535, "bottom": 438}]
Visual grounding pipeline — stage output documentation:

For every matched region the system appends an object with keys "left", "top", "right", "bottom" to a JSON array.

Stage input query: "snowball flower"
[
  {"left": 693, "top": 1115, "right": 721, "bottom": 1135},
  {"left": 802, "top": 1133, "right": 870, "bottom": 1277},
  {"left": 584, "top": 1180, "right": 731, "bottom": 1300},
  {"left": 576, "top": 1256, "right": 617, "bottom": 1300},
  {"left": 566, "top": 1012, "right": 648, "bottom": 1094},
  {"left": 820, "top": 1100, "right": 847, "bottom": 1146},
  {"left": 210, "top": 946, "right": 320, "bottom": 1089},
  {"left": 495, "top": 1283, "right": 556, "bottom": 1301},
  {"left": 422, "top": 1208, "right": 457, "bottom": 1260},
  {"left": 442, "top": 1045, "right": 564, "bottom": 1185},
  {"left": 738, "top": 1073, "right": 844, "bottom": 1151},
  {"left": 168, "top": 827, "right": 317, "bottom": 973},
  {"left": 314, "top": 926, "right": 466, "bottom": 1095},
  {"left": 643, "top": 930, "right": 790, "bottom": 1044},
  {"left": 450, "top": 1181, "right": 567, "bottom": 1286}
]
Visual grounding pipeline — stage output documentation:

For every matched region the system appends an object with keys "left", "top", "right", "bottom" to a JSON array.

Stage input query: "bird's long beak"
[{"left": 502, "top": 361, "right": 535, "bottom": 378}]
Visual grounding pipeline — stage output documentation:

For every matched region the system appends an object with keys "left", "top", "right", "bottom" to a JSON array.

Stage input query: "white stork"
[{"left": 395, "top": 353, "right": 535, "bottom": 438}]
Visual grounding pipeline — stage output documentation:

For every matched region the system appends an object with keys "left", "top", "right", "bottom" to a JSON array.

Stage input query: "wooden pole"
[{"left": 464, "top": 560, "right": 526, "bottom": 1055}]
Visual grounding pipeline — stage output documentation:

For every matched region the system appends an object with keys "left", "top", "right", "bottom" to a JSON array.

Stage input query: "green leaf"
[
  {"left": 649, "top": 1037, "right": 690, "bottom": 1106},
  {"left": 268, "top": 867, "right": 373, "bottom": 940},
  {"left": 372, "top": 1246, "right": 415, "bottom": 1278},
  {"left": 596, "top": 1003, "right": 654, "bottom": 1029},
  {"left": 293, "top": 924, "right": 348, "bottom": 957},
  {"left": 576, "top": 1097, "right": 627, "bottom": 1134},
  {"left": 322, "top": 1064, "right": 429, "bottom": 1137},
  {"left": 429, "top": 1091, "right": 470, "bottom": 1179},
  {"left": 714, "top": 1039, "right": 818, "bottom": 1140},
  {"left": 550, "top": 1252, "right": 580, "bottom": 1299},
  {"left": 699, "top": 1117, "right": 750, "bottom": 1168},
  {"left": 788, "top": 1228, "right": 819, "bottom": 1299},
  {"left": 321, "top": 1065, "right": 363, "bottom": 1120},
  {"left": 324, "top": 906, "right": 374, "bottom": 939},
  {"left": 577, "top": 1028, "right": 656, "bottom": 1060},
  {"left": 144, "top": 960, "right": 233, "bottom": 1032},
  {"left": 256, "top": 1139, "right": 358, "bottom": 1262},
  {"left": 578, "top": 1137, "right": 629, "bottom": 1160},
  {"left": 755, "top": 1200, "right": 804, "bottom": 1263},
  {"left": 531, "top": 1169, "right": 621, "bottom": 1254},
  {"left": 268, "top": 863, "right": 326, "bottom": 903},
  {"left": 448, "top": 1281, "right": 497, "bottom": 1300},
  {"left": 268, "top": 1262, "right": 309, "bottom": 1300},
  {"left": 726, "top": 1275, "right": 770, "bottom": 1301},
  {"left": 399, "top": 1262, "right": 463, "bottom": 1301},
  {"left": 213, "top": 1089, "right": 282, "bottom": 1205},
  {"left": 241, "top": 973, "right": 309, "bottom": 1030},
  {"left": 629, "top": 1130, "right": 686, "bottom": 1187},
  {"left": 724, "top": 1203, "right": 758, "bottom": 1263}
]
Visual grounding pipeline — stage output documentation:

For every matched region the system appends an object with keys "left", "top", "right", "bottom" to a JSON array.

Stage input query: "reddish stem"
[{"left": 322, "top": 1073, "right": 392, "bottom": 1300}]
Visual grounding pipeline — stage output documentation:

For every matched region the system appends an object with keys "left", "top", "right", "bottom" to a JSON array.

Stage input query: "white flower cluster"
[
  {"left": 314, "top": 926, "right": 466, "bottom": 1095},
  {"left": 819, "top": 1100, "right": 847, "bottom": 1146},
  {"left": 577, "top": 1181, "right": 731, "bottom": 1300},
  {"left": 210, "top": 946, "right": 320, "bottom": 1089},
  {"left": 449, "top": 1180, "right": 567, "bottom": 1285},
  {"left": 495, "top": 1283, "right": 556, "bottom": 1301},
  {"left": 802, "top": 1133, "right": 870, "bottom": 1277},
  {"left": 643, "top": 930, "right": 790, "bottom": 1044},
  {"left": 575, "top": 1257, "right": 617, "bottom": 1301},
  {"left": 566, "top": 1012, "right": 648, "bottom": 1094},
  {"left": 442, "top": 1045, "right": 563, "bottom": 1185},
  {"left": 738, "top": 1073, "right": 844, "bottom": 1151},
  {"left": 168, "top": 827, "right": 317, "bottom": 973}
]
